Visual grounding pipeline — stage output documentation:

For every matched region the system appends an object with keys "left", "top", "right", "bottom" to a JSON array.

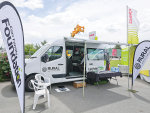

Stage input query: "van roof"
[
  {"left": 49, "top": 37, "right": 129, "bottom": 46},
  {"left": 64, "top": 37, "right": 128, "bottom": 46}
]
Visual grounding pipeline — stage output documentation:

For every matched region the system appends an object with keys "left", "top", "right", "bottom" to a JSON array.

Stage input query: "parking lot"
[{"left": 0, "top": 76, "right": 150, "bottom": 113}]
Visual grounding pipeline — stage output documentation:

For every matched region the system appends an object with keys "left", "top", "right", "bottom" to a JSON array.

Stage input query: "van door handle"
[
  {"left": 58, "top": 64, "right": 63, "bottom": 65},
  {"left": 89, "top": 63, "right": 93, "bottom": 65}
]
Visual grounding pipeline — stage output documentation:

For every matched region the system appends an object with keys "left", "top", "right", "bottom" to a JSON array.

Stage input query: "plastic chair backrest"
[
  {"left": 31, "top": 80, "right": 38, "bottom": 92},
  {"left": 35, "top": 74, "right": 42, "bottom": 82},
  {"left": 35, "top": 74, "right": 50, "bottom": 84},
  {"left": 44, "top": 77, "right": 50, "bottom": 84}
]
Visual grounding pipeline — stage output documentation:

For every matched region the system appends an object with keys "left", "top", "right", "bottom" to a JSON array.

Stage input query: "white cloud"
[
  {"left": 19, "top": 0, "right": 128, "bottom": 44},
  {"left": 0, "top": 0, "right": 44, "bottom": 10},
  {"left": 56, "top": 6, "right": 62, "bottom": 12},
  {"left": 106, "top": 24, "right": 121, "bottom": 33},
  {"left": 7, "top": 0, "right": 150, "bottom": 46},
  {"left": 140, "top": 22, "right": 150, "bottom": 32},
  {"left": 25, "top": 31, "right": 43, "bottom": 39},
  {"left": 24, "top": 31, "right": 43, "bottom": 44}
]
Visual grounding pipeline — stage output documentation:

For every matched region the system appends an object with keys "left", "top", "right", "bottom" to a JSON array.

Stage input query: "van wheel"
[{"left": 25, "top": 75, "right": 35, "bottom": 92}]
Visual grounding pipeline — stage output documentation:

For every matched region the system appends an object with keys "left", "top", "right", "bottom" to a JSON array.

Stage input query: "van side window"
[
  {"left": 46, "top": 47, "right": 53, "bottom": 61},
  {"left": 87, "top": 48, "right": 104, "bottom": 60},
  {"left": 52, "top": 46, "right": 63, "bottom": 60},
  {"left": 46, "top": 46, "right": 63, "bottom": 61}
]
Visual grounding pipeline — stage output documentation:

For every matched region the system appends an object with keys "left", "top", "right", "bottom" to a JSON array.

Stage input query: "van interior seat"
[
  {"left": 69, "top": 56, "right": 73, "bottom": 71},
  {"left": 72, "top": 63, "right": 78, "bottom": 66},
  {"left": 72, "top": 56, "right": 80, "bottom": 63}
]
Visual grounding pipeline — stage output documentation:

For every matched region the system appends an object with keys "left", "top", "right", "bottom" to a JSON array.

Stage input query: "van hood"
[{"left": 25, "top": 58, "right": 33, "bottom": 63}]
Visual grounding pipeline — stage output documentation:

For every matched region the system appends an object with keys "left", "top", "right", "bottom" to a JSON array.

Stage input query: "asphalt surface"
[{"left": 0, "top": 76, "right": 150, "bottom": 113}]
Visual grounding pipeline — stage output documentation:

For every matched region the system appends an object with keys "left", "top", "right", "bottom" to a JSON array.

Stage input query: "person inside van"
[{"left": 77, "top": 52, "right": 86, "bottom": 72}]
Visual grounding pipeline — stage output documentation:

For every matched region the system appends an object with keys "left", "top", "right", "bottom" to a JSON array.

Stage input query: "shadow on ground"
[
  {"left": 25, "top": 101, "right": 48, "bottom": 113},
  {"left": 133, "top": 93, "right": 150, "bottom": 104},
  {"left": 1, "top": 84, "right": 34, "bottom": 98},
  {"left": 1, "top": 84, "right": 17, "bottom": 98},
  {"left": 51, "top": 82, "right": 130, "bottom": 113},
  {"left": 1, "top": 81, "right": 131, "bottom": 113},
  {"left": 1, "top": 83, "right": 49, "bottom": 113}
]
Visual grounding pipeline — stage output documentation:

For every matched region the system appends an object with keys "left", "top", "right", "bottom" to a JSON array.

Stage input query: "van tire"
[{"left": 25, "top": 75, "right": 35, "bottom": 92}]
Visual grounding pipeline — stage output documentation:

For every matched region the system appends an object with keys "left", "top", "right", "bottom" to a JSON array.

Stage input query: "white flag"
[
  {"left": 0, "top": 1, "right": 25, "bottom": 113},
  {"left": 132, "top": 41, "right": 150, "bottom": 85},
  {"left": 127, "top": 7, "right": 140, "bottom": 44}
]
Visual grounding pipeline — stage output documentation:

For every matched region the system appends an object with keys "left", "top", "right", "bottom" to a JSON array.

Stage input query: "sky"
[{"left": 0, "top": 0, "right": 150, "bottom": 47}]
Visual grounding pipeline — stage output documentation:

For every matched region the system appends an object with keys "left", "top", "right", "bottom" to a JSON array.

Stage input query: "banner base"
[{"left": 127, "top": 89, "right": 138, "bottom": 93}]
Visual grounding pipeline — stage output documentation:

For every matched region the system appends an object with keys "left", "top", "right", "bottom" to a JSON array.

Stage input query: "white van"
[{"left": 11, "top": 37, "right": 112, "bottom": 91}]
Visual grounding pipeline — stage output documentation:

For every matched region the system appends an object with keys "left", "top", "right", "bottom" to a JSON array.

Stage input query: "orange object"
[
  {"left": 108, "top": 63, "right": 110, "bottom": 70},
  {"left": 73, "top": 81, "right": 86, "bottom": 89},
  {"left": 71, "top": 24, "right": 84, "bottom": 37}
]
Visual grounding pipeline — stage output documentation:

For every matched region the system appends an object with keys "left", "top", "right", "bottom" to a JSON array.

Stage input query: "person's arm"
[{"left": 81, "top": 58, "right": 84, "bottom": 64}]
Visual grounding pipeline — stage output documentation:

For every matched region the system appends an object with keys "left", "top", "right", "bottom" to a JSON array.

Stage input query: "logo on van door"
[
  {"left": 48, "top": 67, "right": 60, "bottom": 72},
  {"left": 98, "top": 66, "right": 104, "bottom": 70},
  {"left": 88, "top": 67, "right": 98, "bottom": 72},
  {"left": 42, "top": 67, "right": 47, "bottom": 72}
]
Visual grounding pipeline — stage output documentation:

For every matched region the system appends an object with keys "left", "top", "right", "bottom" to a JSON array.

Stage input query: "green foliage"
[
  {"left": 114, "top": 42, "right": 122, "bottom": 49},
  {"left": 24, "top": 40, "right": 47, "bottom": 55},
  {"left": 114, "top": 45, "right": 121, "bottom": 49},
  {"left": 25, "top": 44, "right": 36, "bottom": 55},
  {"left": 35, "top": 43, "right": 41, "bottom": 51},
  {"left": 110, "top": 60, "right": 122, "bottom": 68},
  {"left": 0, "top": 46, "right": 2, "bottom": 50},
  {"left": 0, "top": 53, "right": 11, "bottom": 82},
  {"left": 41, "top": 40, "right": 47, "bottom": 46}
]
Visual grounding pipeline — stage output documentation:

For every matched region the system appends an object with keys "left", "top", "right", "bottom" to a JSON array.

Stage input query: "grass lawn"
[{"left": 110, "top": 60, "right": 122, "bottom": 68}]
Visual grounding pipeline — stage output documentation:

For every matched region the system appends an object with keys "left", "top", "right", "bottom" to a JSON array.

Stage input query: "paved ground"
[{"left": 0, "top": 76, "right": 150, "bottom": 113}]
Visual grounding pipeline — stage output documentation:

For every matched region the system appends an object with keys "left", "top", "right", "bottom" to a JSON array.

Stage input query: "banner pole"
[
  {"left": 128, "top": 45, "right": 130, "bottom": 90},
  {"left": 127, "top": 5, "right": 130, "bottom": 90},
  {"left": 131, "top": 45, "right": 133, "bottom": 91},
  {"left": 131, "top": 85, "right": 133, "bottom": 90},
  {"left": 127, "top": 5, "right": 128, "bottom": 44},
  {"left": 83, "top": 41, "right": 86, "bottom": 98}
]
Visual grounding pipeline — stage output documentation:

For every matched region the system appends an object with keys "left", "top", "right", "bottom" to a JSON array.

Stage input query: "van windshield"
[{"left": 31, "top": 45, "right": 49, "bottom": 58}]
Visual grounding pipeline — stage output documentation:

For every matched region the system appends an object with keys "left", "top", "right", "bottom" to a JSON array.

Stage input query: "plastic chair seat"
[{"left": 36, "top": 89, "right": 49, "bottom": 95}]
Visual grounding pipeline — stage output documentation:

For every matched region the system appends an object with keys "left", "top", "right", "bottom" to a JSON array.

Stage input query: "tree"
[
  {"left": 35, "top": 43, "right": 41, "bottom": 51},
  {"left": 41, "top": 40, "right": 47, "bottom": 46},
  {"left": 0, "top": 46, "right": 2, "bottom": 50},
  {"left": 114, "top": 45, "right": 121, "bottom": 49},
  {"left": 24, "top": 44, "right": 36, "bottom": 55},
  {"left": 114, "top": 42, "right": 121, "bottom": 49}
]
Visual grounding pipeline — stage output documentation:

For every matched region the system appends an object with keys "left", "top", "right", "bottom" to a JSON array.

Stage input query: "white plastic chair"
[
  {"left": 35, "top": 74, "right": 51, "bottom": 94},
  {"left": 31, "top": 80, "right": 50, "bottom": 109}
]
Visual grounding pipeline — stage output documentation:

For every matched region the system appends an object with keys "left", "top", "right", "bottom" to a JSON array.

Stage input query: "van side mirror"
[{"left": 41, "top": 54, "right": 49, "bottom": 63}]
